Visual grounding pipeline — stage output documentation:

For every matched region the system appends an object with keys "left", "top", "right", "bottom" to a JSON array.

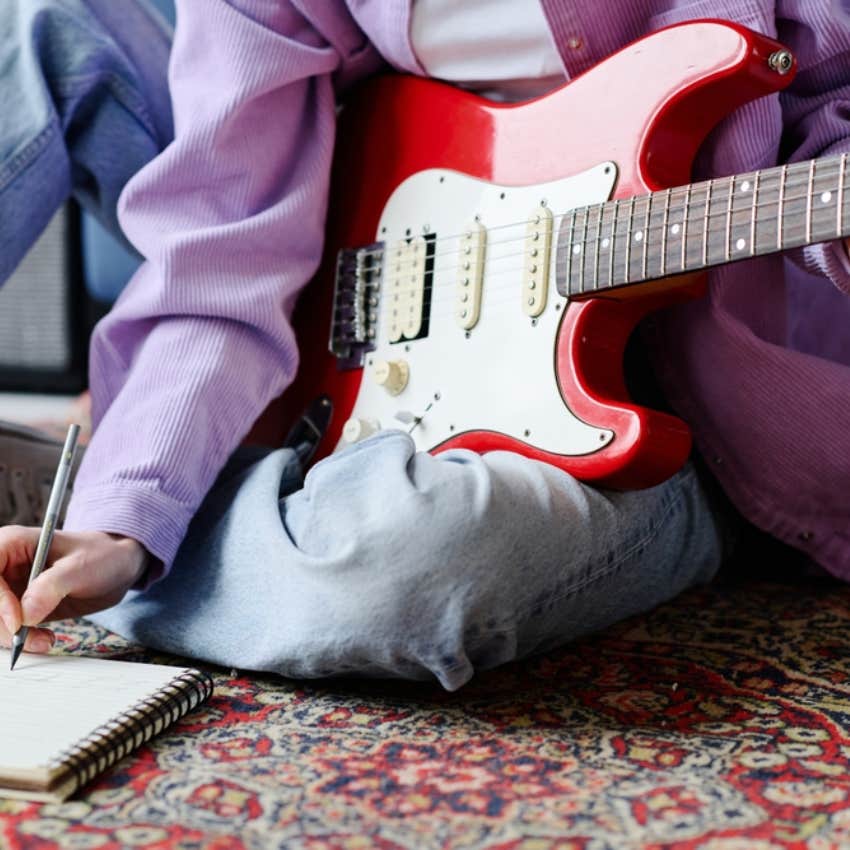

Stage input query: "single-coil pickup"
[
  {"left": 456, "top": 222, "right": 486, "bottom": 330},
  {"left": 522, "top": 206, "right": 552, "bottom": 318},
  {"left": 386, "top": 236, "right": 427, "bottom": 343}
]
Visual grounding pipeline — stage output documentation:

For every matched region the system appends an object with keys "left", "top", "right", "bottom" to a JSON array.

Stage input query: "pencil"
[{"left": 10, "top": 424, "right": 81, "bottom": 671}]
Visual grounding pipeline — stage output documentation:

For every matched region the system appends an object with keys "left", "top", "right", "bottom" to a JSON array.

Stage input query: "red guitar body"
[{"left": 253, "top": 19, "right": 794, "bottom": 489}]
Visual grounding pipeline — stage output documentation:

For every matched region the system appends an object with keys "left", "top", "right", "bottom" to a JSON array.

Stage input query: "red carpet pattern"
[{"left": 3, "top": 572, "right": 850, "bottom": 849}]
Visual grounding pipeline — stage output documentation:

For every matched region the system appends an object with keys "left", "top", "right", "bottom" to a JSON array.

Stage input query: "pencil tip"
[{"left": 10, "top": 642, "right": 22, "bottom": 671}]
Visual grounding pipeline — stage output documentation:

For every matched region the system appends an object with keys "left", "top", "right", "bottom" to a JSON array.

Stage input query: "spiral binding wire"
[{"left": 47, "top": 669, "right": 213, "bottom": 796}]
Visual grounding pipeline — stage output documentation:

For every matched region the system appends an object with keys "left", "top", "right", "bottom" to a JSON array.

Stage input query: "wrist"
[{"left": 105, "top": 534, "right": 152, "bottom": 587}]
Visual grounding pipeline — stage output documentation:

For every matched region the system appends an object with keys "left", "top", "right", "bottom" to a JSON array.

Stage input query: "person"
[{"left": 0, "top": 0, "right": 847, "bottom": 691}]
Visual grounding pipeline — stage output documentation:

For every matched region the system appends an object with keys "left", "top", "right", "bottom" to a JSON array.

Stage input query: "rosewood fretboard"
[{"left": 557, "top": 154, "right": 850, "bottom": 297}]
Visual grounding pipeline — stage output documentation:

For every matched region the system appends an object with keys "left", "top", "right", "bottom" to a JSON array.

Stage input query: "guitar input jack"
[{"left": 767, "top": 50, "right": 793, "bottom": 74}]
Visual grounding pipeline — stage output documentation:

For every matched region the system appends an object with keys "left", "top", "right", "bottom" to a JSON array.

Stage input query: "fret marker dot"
[
  {"left": 573, "top": 244, "right": 582, "bottom": 255},
  {"left": 635, "top": 230, "right": 643, "bottom": 242},
  {"left": 736, "top": 238, "right": 746, "bottom": 251},
  {"left": 602, "top": 238, "right": 610, "bottom": 249},
  {"left": 741, "top": 181, "right": 751, "bottom": 193},
  {"left": 671, "top": 224, "right": 681, "bottom": 236},
  {"left": 821, "top": 191, "right": 832, "bottom": 204}
]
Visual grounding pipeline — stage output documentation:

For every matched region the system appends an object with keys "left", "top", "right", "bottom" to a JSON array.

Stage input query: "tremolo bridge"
[
  {"left": 329, "top": 243, "right": 383, "bottom": 369},
  {"left": 330, "top": 233, "right": 436, "bottom": 369}
]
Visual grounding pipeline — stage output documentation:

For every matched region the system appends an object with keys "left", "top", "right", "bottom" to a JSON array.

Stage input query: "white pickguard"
[{"left": 337, "top": 163, "right": 619, "bottom": 457}]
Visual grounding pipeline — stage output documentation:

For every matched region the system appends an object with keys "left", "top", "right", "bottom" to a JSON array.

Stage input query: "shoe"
[{"left": 0, "top": 421, "right": 85, "bottom": 526}]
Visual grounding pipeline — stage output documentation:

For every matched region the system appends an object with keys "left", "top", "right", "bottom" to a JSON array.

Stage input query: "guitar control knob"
[
  {"left": 373, "top": 359, "right": 409, "bottom": 395},
  {"left": 342, "top": 417, "right": 380, "bottom": 444}
]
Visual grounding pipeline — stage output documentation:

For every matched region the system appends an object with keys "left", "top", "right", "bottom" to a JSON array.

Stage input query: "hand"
[{"left": 0, "top": 528, "right": 149, "bottom": 654}]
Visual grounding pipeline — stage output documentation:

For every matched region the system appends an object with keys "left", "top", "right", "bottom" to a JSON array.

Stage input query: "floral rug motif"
[{"left": 3, "top": 570, "right": 850, "bottom": 849}]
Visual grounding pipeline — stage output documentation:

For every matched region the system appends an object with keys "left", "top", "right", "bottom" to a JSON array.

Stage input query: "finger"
[
  {"left": 0, "top": 614, "right": 55, "bottom": 654},
  {"left": 0, "top": 574, "right": 22, "bottom": 634},
  {"left": 0, "top": 526, "right": 70, "bottom": 630},
  {"left": 0, "top": 525, "right": 43, "bottom": 634},
  {"left": 21, "top": 628, "right": 56, "bottom": 654},
  {"left": 0, "top": 525, "right": 42, "bottom": 583}
]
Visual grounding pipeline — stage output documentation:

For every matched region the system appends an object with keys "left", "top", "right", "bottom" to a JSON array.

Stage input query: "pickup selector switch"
[{"left": 373, "top": 359, "right": 410, "bottom": 395}]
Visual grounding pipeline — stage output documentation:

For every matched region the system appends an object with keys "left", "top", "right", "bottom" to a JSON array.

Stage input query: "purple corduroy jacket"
[{"left": 63, "top": 0, "right": 850, "bottom": 580}]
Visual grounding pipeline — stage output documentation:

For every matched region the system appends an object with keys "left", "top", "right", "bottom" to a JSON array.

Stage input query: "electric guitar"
[{"left": 267, "top": 18, "right": 850, "bottom": 490}]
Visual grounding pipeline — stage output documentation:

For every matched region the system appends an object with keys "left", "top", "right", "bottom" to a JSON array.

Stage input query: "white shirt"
[{"left": 410, "top": 0, "right": 567, "bottom": 101}]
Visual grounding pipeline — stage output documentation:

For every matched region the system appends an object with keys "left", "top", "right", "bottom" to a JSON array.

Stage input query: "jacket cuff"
[{"left": 62, "top": 484, "right": 195, "bottom": 587}]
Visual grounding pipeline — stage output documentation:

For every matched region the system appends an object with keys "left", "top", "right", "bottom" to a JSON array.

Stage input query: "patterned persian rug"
[{"left": 3, "top": 565, "right": 850, "bottom": 850}]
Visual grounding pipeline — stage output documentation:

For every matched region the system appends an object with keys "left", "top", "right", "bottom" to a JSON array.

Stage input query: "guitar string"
[
  {"left": 341, "top": 189, "right": 846, "bottom": 317},
  {"left": 388, "top": 207, "right": 835, "bottom": 326},
  {"left": 357, "top": 208, "right": 836, "bottom": 330},
  {"left": 369, "top": 181, "right": 843, "bottom": 282},
  {"left": 551, "top": 191, "right": 841, "bottom": 273},
  {"left": 363, "top": 217, "right": 839, "bottom": 332},
  {"left": 333, "top": 162, "right": 848, "bottom": 334},
  {"left": 340, "top": 159, "right": 845, "bottom": 269},
  {"left": 359, "top": 160, "right": 843, "bottom": 263},
  {"left": 352, "top": 173, "right": 848, "bottom": 301}
]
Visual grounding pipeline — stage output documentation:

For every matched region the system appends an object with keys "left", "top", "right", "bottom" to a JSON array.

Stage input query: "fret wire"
[
  {"left": 660, "top": 188, "right": 671, "bottom": 277},
  {"left": 557, "top": 158, "right": 848, "bottom": 282},
  {"left": 558, "top": 185, "right": 842, "bottom": 275},
  {"left": 777, "top": 163, "right": 787, "bottom": 249},
  {"left": 608, "top": 199, "right": 619, "bottom": 288},
  {"left": 579, "top": 206, "right": 590, "bottom": 293},
  {"left": 641, "top": 194, "right": 651, "bottom": 280},
  {"left": 572, "top": 183, "right": 832, "bottom": 252},
  {"left": 599, "top": 201, "right": 613, "bottom": 291},
  {"left": 702, "top": 179, "right": 713, "bottom": 268},
  {"left": 370, "top": 156, "right": 843, "bottom": 271},
  {"left": 574, "top": 165, "right": 838, "bottom": 238},
  {"left": 592, "top": 203, "right": 602, "bottom": 290},
  {"left": 560, "top": 215, "right": 832, "bottom": 288},
  {"left": 568, "top": 208, "right": 578, "bottom": 294},
  {"left": 561, "top": 214, "right": 832, "bottom": 278},
  {"left": 806, "top": 159, "right": 815, "bottom": 244},
  {"left": 750, "top": 169, "right": 760, "bottom": 256},
  {"left": 685, "top": 184, "right": 700, "bottom": 271},
  {"left": 681, "top": 184, "right": 691, "bottom": 271},
  {"left": 345, "top": 160, "right": 850, "bottom": 296},
  {"left": 623, "top": 197, "right": 636, "bottom": 284},
  {"left": 724, "top": 176, "right": 735, "bottom": 261},
  {"left": 809, "top": 164, "right": 842, "bottom": 243},
  {"left": 603, "top": 189, "right": 832, "bottom": 227},
  {"left": 565, "top": 208, "right": 577, "bottom": 297}
]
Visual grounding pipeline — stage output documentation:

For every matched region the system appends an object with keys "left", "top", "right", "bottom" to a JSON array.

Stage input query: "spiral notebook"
[{"left": 0, "top": 649, "right": 214, "bottom": 802}]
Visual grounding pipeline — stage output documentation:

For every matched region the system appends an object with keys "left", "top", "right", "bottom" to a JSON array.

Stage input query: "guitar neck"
[{"left": 558, "top": 153, "right": 850, "bottom": 296}]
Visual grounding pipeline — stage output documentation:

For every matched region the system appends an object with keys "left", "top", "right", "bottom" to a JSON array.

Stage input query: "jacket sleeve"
[
  {"left": 62, "top": 0, "right": 345, "bottom": 575},
  {"left": 777, "top": 1, "right": 850, "bottom": 291}
]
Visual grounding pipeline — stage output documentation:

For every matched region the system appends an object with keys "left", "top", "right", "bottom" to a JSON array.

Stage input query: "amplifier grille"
[{"left": 0, "top": 205, "right": 88, "bottom": 392}]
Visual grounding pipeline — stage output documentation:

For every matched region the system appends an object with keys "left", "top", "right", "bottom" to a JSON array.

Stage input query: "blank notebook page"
[{"left": 0, "top": 649, "right": 192, "bottom": 770}]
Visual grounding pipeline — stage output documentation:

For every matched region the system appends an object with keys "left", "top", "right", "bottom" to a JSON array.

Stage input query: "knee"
[
  {"left": 280, "top": 433, "right": 594, "bottom": 688},
  {"left": 285, "top": 432, "right": 541, "bottom": 600},
  {"left": 10, "top": 0, "right": 172, "bottom": 137}
]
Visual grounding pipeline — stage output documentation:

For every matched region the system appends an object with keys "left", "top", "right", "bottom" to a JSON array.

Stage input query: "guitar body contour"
[{"left": 257, "top": 19, "right": 794, "bottom": 489}]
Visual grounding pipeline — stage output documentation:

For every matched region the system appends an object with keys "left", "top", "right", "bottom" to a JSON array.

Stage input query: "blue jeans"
[
  {"left": 3, "top": 0, "right": 734, "bottom": 691},
  {"left": 0, "top": 0, "right": 173, "bottom": 284}
]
